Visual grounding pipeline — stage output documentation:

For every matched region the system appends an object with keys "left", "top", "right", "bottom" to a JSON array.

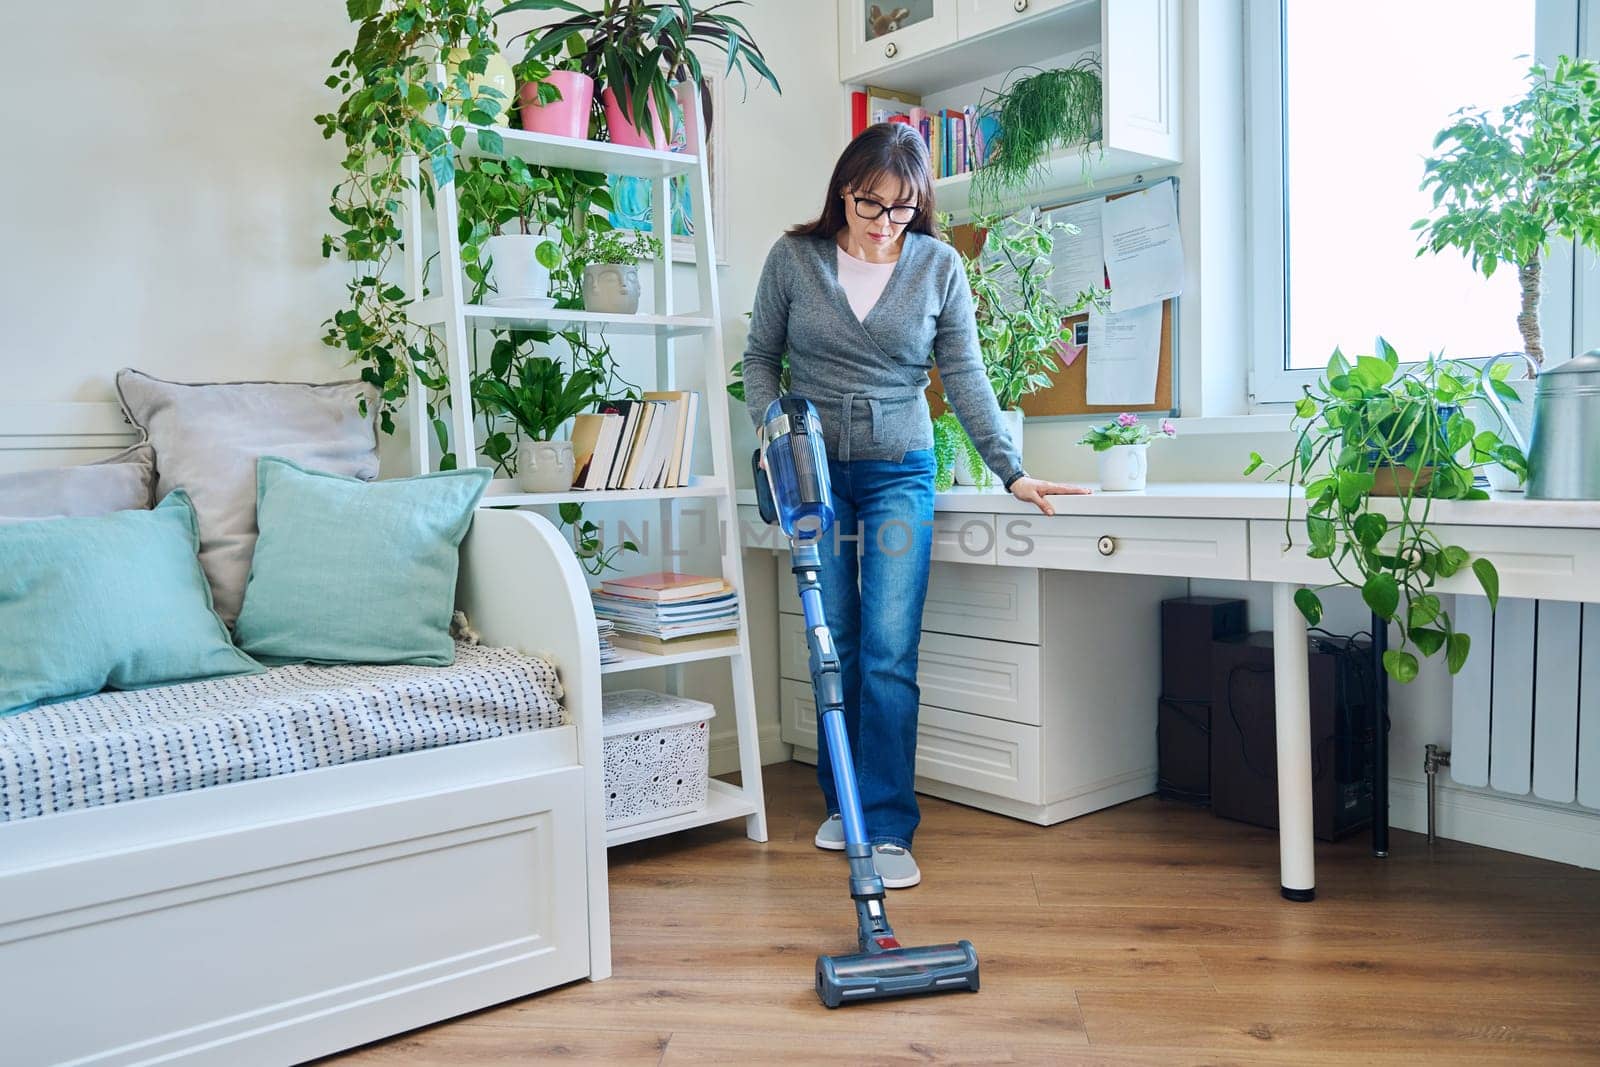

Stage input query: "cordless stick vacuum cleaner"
[{"left": 753, "top": 397, "right": 980, "bottom": 1009}]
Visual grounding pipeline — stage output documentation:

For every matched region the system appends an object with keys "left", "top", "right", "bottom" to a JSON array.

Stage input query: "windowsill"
[{"left": 1165, "top": 413, "right": 1293, "bottom": 436}]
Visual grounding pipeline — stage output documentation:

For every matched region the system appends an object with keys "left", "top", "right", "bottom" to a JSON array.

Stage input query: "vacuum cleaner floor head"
[{"left": 815, "top": 940, "right": 980, "bottom": 1008}]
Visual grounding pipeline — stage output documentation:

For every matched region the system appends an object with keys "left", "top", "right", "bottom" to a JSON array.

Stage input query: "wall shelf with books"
[{"left": 480, "top": 476, "right": 727, "bottom": 510}]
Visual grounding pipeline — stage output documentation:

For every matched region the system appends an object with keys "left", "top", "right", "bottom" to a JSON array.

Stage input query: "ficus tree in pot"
[
  {"left": 1245, "top": 340, "right": 1527, "bottom": 683},
  {"left": 1414, "top": 55, "right": 1600, "bottom": 369},
  {"left": 316, "top": 0, "right": 534, "bottom": 456}
]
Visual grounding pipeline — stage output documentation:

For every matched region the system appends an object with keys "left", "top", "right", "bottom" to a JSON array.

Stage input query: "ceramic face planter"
[
  {"left": 583, "top": 263, "right": 642, "bottom": 314},
  {"left": 517, "top": 437, "right": 575, "bottom": 492}
]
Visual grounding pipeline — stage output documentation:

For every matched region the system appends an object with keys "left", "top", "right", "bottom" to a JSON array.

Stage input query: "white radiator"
[{"left": 1451, "top": 598, "right": 1600, "bottom": 808}]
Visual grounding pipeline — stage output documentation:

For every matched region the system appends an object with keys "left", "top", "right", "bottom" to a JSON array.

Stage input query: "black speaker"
[{"left": 1161, "top": 597, "right": 1248, "bottom": 702}]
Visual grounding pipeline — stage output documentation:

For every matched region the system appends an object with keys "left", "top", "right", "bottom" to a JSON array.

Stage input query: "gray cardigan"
[{"left": 741, "top": 232, "right": 1024, "bottom": 484}]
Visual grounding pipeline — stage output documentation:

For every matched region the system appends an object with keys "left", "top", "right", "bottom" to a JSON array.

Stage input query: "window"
[{"left": 1246, "top": 0, "right": 1588, "bottom": 402}]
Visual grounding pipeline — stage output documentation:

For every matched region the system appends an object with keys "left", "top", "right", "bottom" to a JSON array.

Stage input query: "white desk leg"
[{"left": 1272, "top": 582, "right": 1317, "bottom": 902}]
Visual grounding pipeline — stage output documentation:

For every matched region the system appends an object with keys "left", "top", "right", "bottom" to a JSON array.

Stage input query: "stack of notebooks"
[
  {"left": 591, "top": 571, "right": 739, "bottom": 654},
  {"left": 571, "top": 390, "right": 700, "bottom": 491},
  {"left": 596, "top": 618, "right": 621, "bottom": 665}
]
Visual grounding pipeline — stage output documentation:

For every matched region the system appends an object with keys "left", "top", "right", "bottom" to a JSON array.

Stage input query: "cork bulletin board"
[{"left": 928, "top": 177, "right": 1178, "bottom": 419}]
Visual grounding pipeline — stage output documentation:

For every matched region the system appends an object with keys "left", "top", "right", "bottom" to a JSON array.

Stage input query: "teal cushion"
[
  {"left": 235, "top": 457, "right": 491, "bottom": 666},
  {"left": 0, "top": 491, "right": 261, "bottom": 715}
]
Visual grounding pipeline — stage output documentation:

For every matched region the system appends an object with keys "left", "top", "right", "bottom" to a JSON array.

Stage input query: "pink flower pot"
[
  {"left": 601, "top": 86, "right": 666, "bottom": 148},
  {"left": 519, "top": 71, "right": 594, "bottom": 139}
]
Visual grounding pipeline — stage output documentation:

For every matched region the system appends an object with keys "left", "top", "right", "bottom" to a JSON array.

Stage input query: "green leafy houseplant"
[
  {"left": 497, "top": 0, "right": 781, "bottom": 141},
  {"left": 1414, "top": 55, "right": 1600, "bottom": 368},
  {"left": 473, "top": 354, "right": 604, "bottom": 441},
  {"left": 1078, "top": 413, "right": 1177, "bottom": 451},
  {"left": 316, "top": 0, "right": 523, "bottom": 442},
  {"left": 970, "top": 57, "right": 1103, "bottom": 209},
  {"left": 1244, "top": 339, "right": 1528, "bottom": 683},
  {"left": 572, "top": 227, "right": 663, "bottom": 267},
  {"left": 961, "top": 212, "right": 1104, "bottom": 410},
  {"left": 932, "top": 411, "right": 988, "bottom": 491}
]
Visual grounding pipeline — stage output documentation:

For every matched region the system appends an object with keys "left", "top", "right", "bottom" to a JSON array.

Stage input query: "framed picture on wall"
[{"left": 607, "top": 73, "right": 728, "bottom": 265}]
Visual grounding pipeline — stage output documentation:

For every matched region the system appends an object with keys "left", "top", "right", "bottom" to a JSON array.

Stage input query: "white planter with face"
[
  {"left": 485, "top": 234, "right": 556, "bottom": 306},
  {"left": 582, "top": 263, "right": 642, "bottom": 314},
  {"left": 517, "top": 437, "right": 574, "bottom": 493}
]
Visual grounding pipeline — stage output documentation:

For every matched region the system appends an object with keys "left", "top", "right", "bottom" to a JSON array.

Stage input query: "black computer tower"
[{"left": 1208, "top": 632, "right": 1375, "bottom": 841}]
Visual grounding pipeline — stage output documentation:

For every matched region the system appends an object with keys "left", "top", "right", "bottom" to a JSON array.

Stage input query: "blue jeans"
[{"left": 814, "top": 448, "right": 935, "bottom": 850}]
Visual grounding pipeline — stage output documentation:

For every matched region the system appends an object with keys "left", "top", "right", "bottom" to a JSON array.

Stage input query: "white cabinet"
[
  {"left": 838, "top": 0, "right": 959, "bottom": 85},
  {"left": 777, "top": 557, "right": 1184, "bottom": 824},
  {"left": 1101, "top": 0, "right": 1182, "bottom": 161},
  {"left": 956, "top": 0, "right": 1077, "bottom": 41}
]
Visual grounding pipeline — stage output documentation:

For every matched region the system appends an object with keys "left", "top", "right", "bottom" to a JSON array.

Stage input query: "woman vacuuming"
[{"left": 741, "top": 123, "right": 1086, "bottom": 888}]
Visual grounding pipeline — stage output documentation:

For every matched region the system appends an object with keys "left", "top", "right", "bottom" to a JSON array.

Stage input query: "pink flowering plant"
[{"left": 1077, "top": 413, "right": 1177, "bottom": 452}]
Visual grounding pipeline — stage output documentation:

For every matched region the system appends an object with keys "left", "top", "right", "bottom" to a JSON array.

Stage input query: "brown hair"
[{"left": 788, "top": 123, "right": 939, "bottom": 240}]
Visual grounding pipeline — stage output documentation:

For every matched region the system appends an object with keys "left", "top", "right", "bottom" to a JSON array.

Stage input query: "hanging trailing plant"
[
  {"left": 316, "top": 0, "right": 535, "bottom": 457},
  {"left": 969, "top": 57, "right": 1103, "bottom": 210},
  {"left": 1244, "top": 339, "right": 1526, "bottom": 683}
]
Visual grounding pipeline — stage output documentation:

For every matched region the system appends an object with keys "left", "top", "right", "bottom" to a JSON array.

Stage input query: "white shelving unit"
[{"left": 401, "top": 90, "right": 767, "bottom": 851}]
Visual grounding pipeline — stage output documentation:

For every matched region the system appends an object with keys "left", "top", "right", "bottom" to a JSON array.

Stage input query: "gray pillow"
[
  {"left": 0, "top": 443, "right": 156, "bottom": 522},
  {"left": 116, "top": 369, "right": 380, "bottom": 626}
]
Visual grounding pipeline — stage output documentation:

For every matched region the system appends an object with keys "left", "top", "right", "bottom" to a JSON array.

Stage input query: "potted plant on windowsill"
[
  {"left": 1243, "top": 339, "right": 1527, "bottom": 683},
  {"left": 1078, "top": 414, "right": 1176, "bottom": 491},
  {"left": 1414, "top": 55, "right": 1600, "bottom": 490},
  {"left": 497, "top": 0, "right": 781, "bottom": 149},
  {"left": 473, "top": 355, "right": 605, "bottom": 492},
  {"left": 947, "top": 210, "right": 1105, "bottom": 485},
  {"left": 574, "top": 228, "right": 662, "bottom": 314}
]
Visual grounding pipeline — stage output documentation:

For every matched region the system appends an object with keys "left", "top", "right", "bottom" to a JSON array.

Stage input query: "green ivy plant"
[
  {"left": 316, "top": 0, "right": 531, "bottom": 452},
  {"left": 970, "top": 58, "right": 1103, "bottom": 210},
  {"left": 1244, "top": 339, "right": 1527, "bottom": 683},
  {"left": 557, "top": 501, "right": 639, "bottom": 575},
  {"left": 1414, "top": 55, "right": 1600, "bottom": 369},
  {"left": 959, "top": 211, "right": 1104, "bottom": 411},
  {"left": 497, "top": 0, "right": 781, "bottom": 142}
]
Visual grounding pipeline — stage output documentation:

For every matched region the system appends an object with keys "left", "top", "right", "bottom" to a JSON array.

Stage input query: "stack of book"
[
  {"left": 596, "top": 618, "right": 621, "bottom": 665},
  {"left": 853, "top": 88, "right": 997, "bottom": 180},
  {"left": 571, "top": 390, "right": 700, "bottom": 491},
  {"left": 591, "top": 571, "right": 739, "bottom": 654}
]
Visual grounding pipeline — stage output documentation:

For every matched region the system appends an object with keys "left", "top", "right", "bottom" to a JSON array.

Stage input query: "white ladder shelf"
[{"left": 400, "top": 93, "right": 768, "bottom": 850}]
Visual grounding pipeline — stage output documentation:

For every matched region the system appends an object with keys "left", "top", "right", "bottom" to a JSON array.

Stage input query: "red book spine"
[{"left": 851, "top": 91, "right": 868, "bottom": 138}]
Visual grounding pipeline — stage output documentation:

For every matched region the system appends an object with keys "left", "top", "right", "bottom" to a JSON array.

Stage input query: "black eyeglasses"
[{"left": 846, "top": 193, "right": 919, "bottom": 225}]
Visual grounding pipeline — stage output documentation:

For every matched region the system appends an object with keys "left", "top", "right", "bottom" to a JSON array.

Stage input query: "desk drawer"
[
  {"left": 923, "top": 562, "right": 1041, "bottom": 643},
  {"left": 1249, "top": 520, "right": 1600, "bottom": 602},
  {"left": 1000, "top": 515, "right": 1249, "bottom": 580},
  {"left": 778, "top": 679, "right": 1042, "bottom": 804},
  {"left": 778, "top": 614, "right": 1041, "bottom": 726}
]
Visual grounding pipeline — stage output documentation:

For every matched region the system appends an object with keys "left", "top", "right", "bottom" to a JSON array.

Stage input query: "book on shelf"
[
  {"left": 600, "top": 571, "right": 728, "bottom": 601},
  {"left": 642, "top": 389, "right": 699, "bottom": 487},
  {"left": 608, "top": 630, "right": 739, "bottom": 655},
  {"left": 579, "top": 391, "right": 700, "bottom": 492}
]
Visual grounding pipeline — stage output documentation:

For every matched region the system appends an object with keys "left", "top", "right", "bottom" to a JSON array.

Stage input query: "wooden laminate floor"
[{"left": 332, "top": 761, "right": 1600, "bottom": 1065}]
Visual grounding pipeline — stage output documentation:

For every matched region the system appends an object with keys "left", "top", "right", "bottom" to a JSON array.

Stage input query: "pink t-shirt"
[{"left": 836, "top": 246, "right": 897, "bottom": 322}]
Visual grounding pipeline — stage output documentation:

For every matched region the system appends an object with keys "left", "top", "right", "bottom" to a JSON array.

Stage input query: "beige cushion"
[
  {"left": 116, "top": 369, "right": 379, "bottom": 625},
  {"left": 0, "top": 443, "right": 156, "bottom": 522}
]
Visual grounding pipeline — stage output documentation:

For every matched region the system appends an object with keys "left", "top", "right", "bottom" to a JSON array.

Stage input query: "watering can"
[{"left": 1483, "top": 349, "right": 1600, "bottom": 500}]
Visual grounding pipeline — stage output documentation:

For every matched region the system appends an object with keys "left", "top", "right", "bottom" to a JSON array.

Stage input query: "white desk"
[{"left": 739, "top": 482, "right": 1600, "bottom": 900}]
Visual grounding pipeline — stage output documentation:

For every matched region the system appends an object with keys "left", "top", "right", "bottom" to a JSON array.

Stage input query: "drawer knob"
[
  {"left": 1013, "top": 0, "right": 1028, "bottom": 11},
  {"left": 884, "top": 41, "right": 898, "bottom": 58},
  {"left": 1096, "top": 535, "right": 1117, "bottom": 557}
]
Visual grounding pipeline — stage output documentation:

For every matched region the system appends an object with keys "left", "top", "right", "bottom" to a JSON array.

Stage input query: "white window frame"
[{"left": 1245, "top": 0, "right": 1589, "bottom": 405}]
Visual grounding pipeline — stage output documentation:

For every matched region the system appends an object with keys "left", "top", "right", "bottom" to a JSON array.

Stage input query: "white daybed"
[{"left": 0, "top": 508, "right": 610, "bottom": 1067}]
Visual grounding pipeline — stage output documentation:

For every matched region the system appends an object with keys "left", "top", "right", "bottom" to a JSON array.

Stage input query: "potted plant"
[
  {"left": 1078, "top": 414, "right": 1176, "bottom": 491},
  {"left": 516, "top": 48, "right": 595, "bottom": 139},
  {"left": 932, "top": 410, "right": 990, "bottom": 491},
  {"left": 948, "top": 211, "right": 1104, "bottom": 484},
  {"left": 574, "top": 228, "right": 662, "bottom": 314},
  {"left": 970, "top": 57, "right": 1104, "bottom": 210},
  {"left": 1243, "top": 339, "right": 1527, "bottom": 683},
  {"left": 497, "top": 0, "right": 781, "bottom": 148},
  {"left": 1414, "top": 55, "right": 1600, "bottom": 489},
  {"left": 316, "top": 0, "right": 507, "bottom": 445},
  {"left": 472, "top": 355, "right": 605, "bottom": 491},
  {"left": 456, "top": 157, "right": 567, "bottom": 306}
]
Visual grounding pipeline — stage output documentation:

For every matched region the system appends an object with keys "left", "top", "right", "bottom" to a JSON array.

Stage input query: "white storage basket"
[{"left": 602, "top": 689, "right": 716, "bottom": 829}]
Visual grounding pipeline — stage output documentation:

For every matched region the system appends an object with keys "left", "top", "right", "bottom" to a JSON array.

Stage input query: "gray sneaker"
[
  {"left": 814, "top": 814, "right": 845, "bottom": 851},
  {"left": 872, "top": 844, "right": 922, "bottom": 889}
]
